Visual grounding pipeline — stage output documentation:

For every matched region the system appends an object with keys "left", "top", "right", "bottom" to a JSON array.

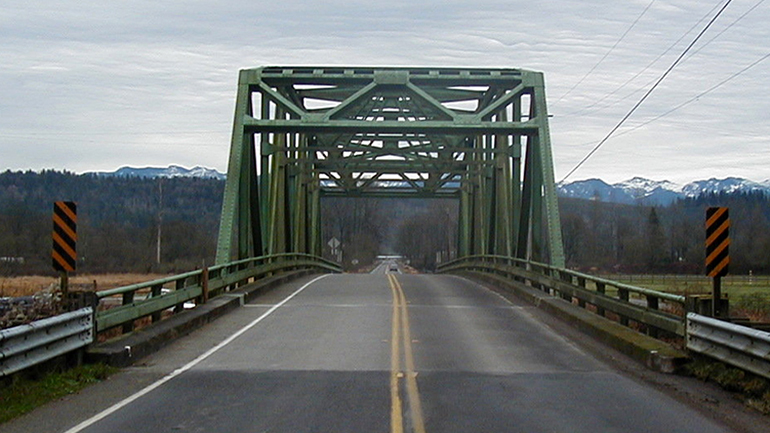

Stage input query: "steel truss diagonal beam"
[{"left": 217, "top": 66, "right": 565, "bottom": 267}]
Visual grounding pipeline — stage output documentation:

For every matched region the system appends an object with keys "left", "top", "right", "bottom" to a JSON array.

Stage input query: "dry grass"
[{"left": 0, "top": 274, "right": 171, "bottom": 297}]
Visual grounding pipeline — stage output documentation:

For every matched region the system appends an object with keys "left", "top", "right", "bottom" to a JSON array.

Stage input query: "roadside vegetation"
[
  {"left": 685, "top": 358, "right": 770, "bottom": 414},
  {"left": 0, "top": 273, "right": 171, "bottom": 298},
  {"left": 0, "top": 363, "right": 117, "bottom": 424}
]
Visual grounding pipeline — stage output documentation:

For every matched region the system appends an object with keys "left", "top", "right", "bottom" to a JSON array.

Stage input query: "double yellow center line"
[{"left": 387, "top": 273, "right": 426, "bottom": 433}]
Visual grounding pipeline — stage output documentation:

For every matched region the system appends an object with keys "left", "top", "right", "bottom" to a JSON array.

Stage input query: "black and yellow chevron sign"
[
  {"left": 705, "top": 206, "right": 729, "bottom": 277},
  {"left": 52, "top": 201, "right": 77, "bottom": 272}
]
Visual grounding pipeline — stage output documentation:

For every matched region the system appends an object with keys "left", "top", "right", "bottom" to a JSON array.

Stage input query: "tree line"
[
  {"left": 0, "top": 170, "right": 222, "bottom": 275},
  {"left": 2, "top": 170, "right": 769, "bottom": 276},
  {"left": 377, "top": 191, "right": 770, "bottom": 274},
  {"left": 560, "top": 191, "right": 770, "bottom": 274}
]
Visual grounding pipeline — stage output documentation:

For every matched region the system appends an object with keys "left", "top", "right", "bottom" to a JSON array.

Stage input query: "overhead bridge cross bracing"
[{"left": 216, "top": 66, "right": 565, "bottom": 267}]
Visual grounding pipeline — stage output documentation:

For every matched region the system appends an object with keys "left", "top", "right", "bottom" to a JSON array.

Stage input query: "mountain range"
[
  {"left": 92, "top": 166, "right": 770, "bottom": 206},
  {"left": 557, "top": 177, "right": 770, "bottom": 206},
  {"left": 93, "top": 165, "right": 226, "bottom": 180}
]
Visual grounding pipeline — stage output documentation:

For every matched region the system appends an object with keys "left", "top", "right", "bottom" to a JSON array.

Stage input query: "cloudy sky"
[{"left": 1, "top": 0, "right": 768, "bottom": 184}]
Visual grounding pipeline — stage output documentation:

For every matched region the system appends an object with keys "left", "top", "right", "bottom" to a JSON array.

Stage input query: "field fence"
[{"left": 597, "top": 274, "right": 770, "bottom": 289}]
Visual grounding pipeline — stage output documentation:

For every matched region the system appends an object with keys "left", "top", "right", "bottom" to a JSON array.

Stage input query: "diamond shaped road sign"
[{"left": 328, "top": 237, "right": 340, "bottom": 249}]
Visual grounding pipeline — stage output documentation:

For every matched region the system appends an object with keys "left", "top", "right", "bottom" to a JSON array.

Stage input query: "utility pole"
[{"left": 157, "top": 178, "right": 163, "bottom": 265}]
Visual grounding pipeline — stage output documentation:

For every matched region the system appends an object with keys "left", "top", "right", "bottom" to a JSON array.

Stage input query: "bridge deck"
[{"left": 6, "top": 274, "right": 732, "bottom": 432}]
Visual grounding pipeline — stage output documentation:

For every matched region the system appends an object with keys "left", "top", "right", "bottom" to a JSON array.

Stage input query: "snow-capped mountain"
[
  {"left": 613, "top": 177, "right": 684, "bottom": 206},
  {"left": 557, "top": 177, "right": 770, "bottom": 206},
  {"left": 680, "top": 177, "right": 767, "bottom": 197},
  {"left": 89, "top": 166, "right": 769, "bottom": 205},
  {"left": 557, "top": 179, "right": 627, "bottom": 203},
  {"left": 93, "top": 165, "right": 226, "bottom": 180}
]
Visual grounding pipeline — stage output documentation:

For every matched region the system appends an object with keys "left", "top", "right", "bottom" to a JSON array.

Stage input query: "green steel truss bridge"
[
  {"left": 5, "top": 67, "right": 745, "bottom": 433},
  {"left": 216, "top": 66, "right": 565, "bottom": 267}
]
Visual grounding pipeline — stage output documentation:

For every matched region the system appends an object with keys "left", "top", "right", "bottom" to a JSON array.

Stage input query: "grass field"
[
  {"left": 0, "top": 274, "right": 171, "bottom": 297},
  {"left": 601, "top": 274, "right": 770, "bottom": 297},
  {"left": 600, "top": 274, "right": 770, "bottom": 321}
]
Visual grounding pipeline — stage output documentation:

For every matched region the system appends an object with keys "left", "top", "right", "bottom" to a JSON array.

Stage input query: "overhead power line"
[
  {"left": 559, "top": 0, "right": 734, "bottom": 183},
  {"left": 684, "top": 0, "right": 765, "bottom": 62},
  {"left": 619, "top": 51, "right": 770, "bottom": 136},
  {"left": 565, "top": 0, "right": 762, "bottom": 119},
  {"left": 568, "top": 49, "right": 770, "bottom": 148},
  {"left": 554, "top": 0, "right": 657, "bottom": 104},
  {"left": 563, "top": 1, "right": 724, "bottom": 118}
]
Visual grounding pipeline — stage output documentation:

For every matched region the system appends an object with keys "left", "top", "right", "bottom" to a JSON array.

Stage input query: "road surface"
[
  {"left": 5, "top": 273, "right": 737, "bottom": 432},
  {"left": 370, "top": 258, "right": 401, "bottom": 274}
]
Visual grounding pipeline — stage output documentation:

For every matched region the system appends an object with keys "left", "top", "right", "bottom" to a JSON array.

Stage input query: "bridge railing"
[
  {"left": 437, "top": 255, "right": 686, "bottom": 338},
  {"left": 1, "top": 254, "right": 338, "bottom": 377},
  {"left": 95, "top": 253, "right": 341, "bottom": 335}
]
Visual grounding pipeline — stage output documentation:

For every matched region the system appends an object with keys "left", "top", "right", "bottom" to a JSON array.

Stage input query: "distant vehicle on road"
[{"left": 389, "top": 265, "right": 398, "bottom": 272}]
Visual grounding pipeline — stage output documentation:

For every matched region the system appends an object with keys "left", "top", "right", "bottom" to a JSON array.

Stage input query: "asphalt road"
[
  {"left": 5, "top": 273, "right": 735, "bottom": 432},
  {"left": 370, "top": 259, "right": 401, "bottom": 274}
]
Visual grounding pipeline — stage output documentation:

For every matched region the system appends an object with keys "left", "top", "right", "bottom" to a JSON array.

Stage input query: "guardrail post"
[
  {"left": 646, "top": 295, "right": 659, "bottom": 311},
  {"left": 229, "top": 263, "right": 237, "bottom": 291},
  {"left": 122, "top": 291, "right": 135, "bottom": 333},
  {"left": 151, "top": 283, "right": 163, "bottom": 323},
  {"left": 618, "top": 288, "right": 629, "bottom": 326},
  {"left": 576, "top": 277, "right": 586, "bottom": 308},
  {"left": 263, "top": 256, "right": 272, "bottom": 279},
  {"left": 174, "top": 279, "right": 185, "bottom": 313},
  {"left": 646, "top": 295, "right": 660, "bottom": 338},
  {"left": 596, "top": 282, "right": 606, "bottom": 317},
  {"left": 201, "top": 267, "right": 209, "bottom": 304},
  {"left": 559, "top": 271, "right": 572, "bottom": 302}
]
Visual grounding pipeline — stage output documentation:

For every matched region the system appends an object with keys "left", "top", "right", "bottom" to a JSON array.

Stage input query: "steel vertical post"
[
  {"left": 216, "top": 72, "right": 255, "bottom": 264},
  {"left": 531, "top": 72, "right": 565, "bottom": 267}
]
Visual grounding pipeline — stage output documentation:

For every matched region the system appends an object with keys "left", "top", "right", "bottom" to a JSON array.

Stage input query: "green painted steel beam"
[
  {"left": 320, "top": 190, "right": 461, "bottom": 199},
  {"left": 242, "top": 117, "right": 541, "bottom": 134}
]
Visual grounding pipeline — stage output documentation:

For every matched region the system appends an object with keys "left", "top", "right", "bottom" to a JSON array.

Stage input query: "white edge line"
[{"left": 63, "top": 274, "right": 330, "bottom": 433}]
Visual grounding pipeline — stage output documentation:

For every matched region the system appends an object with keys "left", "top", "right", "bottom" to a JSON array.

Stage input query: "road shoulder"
[{"left": 469, "top": 276, "right": 770, "bottom": 433}]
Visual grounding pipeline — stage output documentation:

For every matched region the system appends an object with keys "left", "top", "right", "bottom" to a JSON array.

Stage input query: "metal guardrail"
[
  {"left": 437, "top": 255, "right": 685, "bottom": 337},
  {"left": 687, "top": 312, "right": 770, "bottom": 380},
  {"left": 95, "top": 253, "right": 341, "bottom": 334},
  {"left": 0, "top": 307, "right": 94, "bottom": 377}
]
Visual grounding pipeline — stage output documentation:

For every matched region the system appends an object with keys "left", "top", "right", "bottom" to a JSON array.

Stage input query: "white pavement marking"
[
  {"left": 62, "top": 274, "right": 330, "bottom": 433},
  {"left": 246, "top": 303, "right": 390, "bottom": 308}
]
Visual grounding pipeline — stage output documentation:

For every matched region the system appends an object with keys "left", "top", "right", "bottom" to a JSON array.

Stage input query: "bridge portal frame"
[{"left": 216, "top": 66, "right": 565, "bottom": 267}]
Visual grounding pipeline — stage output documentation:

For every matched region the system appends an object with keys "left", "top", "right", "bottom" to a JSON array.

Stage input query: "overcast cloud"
[{"left": 1, "top": 0, "right": 768, "bottom": 184}]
